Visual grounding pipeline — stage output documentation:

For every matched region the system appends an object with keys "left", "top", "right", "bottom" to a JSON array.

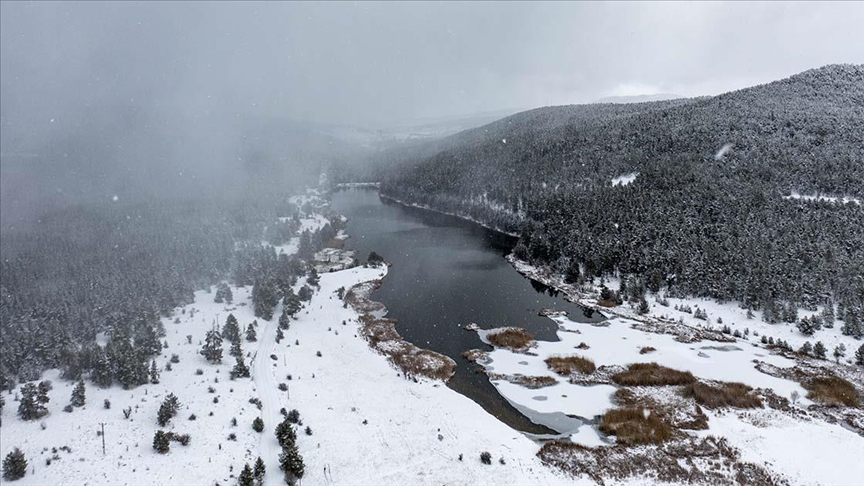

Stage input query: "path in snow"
[{"left": 252, "top": 304, "right": 287, "bottom": 486}]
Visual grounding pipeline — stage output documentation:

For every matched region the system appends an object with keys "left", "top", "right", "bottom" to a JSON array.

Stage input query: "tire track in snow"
[{"left": 252, "top": 307, "right": 285, "bottom": 486}]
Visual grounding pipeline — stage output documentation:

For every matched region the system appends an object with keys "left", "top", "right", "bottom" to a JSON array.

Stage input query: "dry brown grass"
[
  {"left": 683, "top": 382, "right": 763, "bottom": 409},
  {"left": 803, "top": 375, "right": 860, "bottom": 407},
  {"left": 487, "top": 328, "right": 534, "bottom": 349},
  {"left": 597, "top": 299, "right": 618, "bottom": 308},
  {"left": 511, "top": 375, "right": 558, "bottom": 389},
  {"left": 611, "top": 362, "right": 695, "bottom": 386},
  {"left": 388, "top": 345, "right": 455, "bottom": 381},
  {"left": 598, "top": 407, "right": 673, "bottom": 445},
  {"left": 544, "top": 354, "right": 596, "bottom": 375}
]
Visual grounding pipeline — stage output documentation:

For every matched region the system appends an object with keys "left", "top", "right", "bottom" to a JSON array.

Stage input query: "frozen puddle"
[{"left": 476, "top": 315, "right": 807, "bottom": 441}]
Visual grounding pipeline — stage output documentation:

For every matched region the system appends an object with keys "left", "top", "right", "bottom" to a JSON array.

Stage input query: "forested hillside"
[
  {"left": 0, "top": 195, "right": 337, "bottom": 387},
  {"left": 381, "top": 65, "right": 864, "bottom": 331}
]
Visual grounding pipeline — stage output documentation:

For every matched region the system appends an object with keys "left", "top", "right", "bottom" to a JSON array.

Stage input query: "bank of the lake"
[{"left": 331, "top": 187, "right": 605, "bottom": 435}]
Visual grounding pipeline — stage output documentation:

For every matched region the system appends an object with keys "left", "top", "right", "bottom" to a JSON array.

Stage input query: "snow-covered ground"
[{"left": 0, "top": 203, "right": 586, "bottom": 486}]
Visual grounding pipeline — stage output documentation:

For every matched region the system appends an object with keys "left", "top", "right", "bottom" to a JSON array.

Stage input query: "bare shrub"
[
  {"left": 544, "top": 355, "right": 596, "bottom": 375},
  {"left": 486, "top": 328, "right": 534, "bottom": 349},
  {"left": 611, "top": 363, "right": 694, "bottom": 386},
  {"left": 803, "top": 375, "right": 859, "bottom": 407},
  {"left": 598, "top": 407, "right": 672, "bottom": 445},
  {"left": 683, "top": 382, "right": 763, "bottom": 409}
]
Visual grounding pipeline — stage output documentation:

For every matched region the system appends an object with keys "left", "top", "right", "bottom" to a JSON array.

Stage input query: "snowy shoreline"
[{"left": 378, "top": 193, "right": 521, "bottom": 238}]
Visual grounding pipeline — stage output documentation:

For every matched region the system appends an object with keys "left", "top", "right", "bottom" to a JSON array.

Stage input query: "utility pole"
[{"left": 99, "top": 422, "right": 106, "bottom": 455}]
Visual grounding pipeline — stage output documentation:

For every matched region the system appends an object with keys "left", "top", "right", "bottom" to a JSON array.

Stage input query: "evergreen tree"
[
  {"left": 275, "top": 417, "right": 297, "bottom": 448},
  {"left": 201, "top": 329, "right": 224, "bottom": 364},
  {"left": 252, "top": 417, "right": 264, "bottom": 432},
  {"left": 17, "top": 382, "right": 48, "bottom": 420},
  {"left": 283, "top": 290, "right": 302, "bottom": 319},
  {"left": 279, "top": 445, "right": 305, "bottom": 484},
  {"left": 297, "top": 285, "right": 313, "bottom": 302},
  {"left": 855, "top": 344, "right": 864, "bottom": 366},
  {"left": 230, "top": 340, "right": 243, "bottom": 359},
  {"left": 813, "top": 341, "right": 827, "bottom": 359},
  {"left": 253, "top": 456, "right": 266, "bottom": 482},
  {"left": 799, "top": 341, "right": 813, "bottom": 356},
  {"left": 223, "top": 314, "right": 241, "bottom": 344},
  {"left": 134, "top": 322, "right": 164, "bottom": 357},
  {"left": 153, "top": 430, "right": 170, "bottom": 454},
  {"left": 637, "top": 298, "right": 650, "bottom": 315},
  {"left": 91, "top": 347, "right": 113, "bottom": 388},
  {"left": 71, "top": 379, "right": 86, "bottom": 407},
  {"left": 238, "top": 463, "right": 255, "bottom": 486},
  {"left": 231, "top": 354, "right": 250, "bottom": 379},
  {"left": 157, "top": 393, "right": 181, "bottom": 427},
  {"left": 252, "top": 280, "right": 278, "bottom": 321},
  {"left": 2, "top": 448, "right": 27, "bottom": 481},
  {"left": 797, "top": 316, "right": 821, "bottom": 336},
  {"left": 833, "top": 343, "right": 847, "bottom": 363},
  {"left": 307, "top": 268, "right": 320, "bottom": 287},
  {"left": 149, "top": 360, "right": 160, "bottom": 384},
  {"left": 246, "top": 325, "right": 257, "bottom": 343},
  {"left": 276, "top": 327, "right": 284, "bottom": 343},
  {"left": 841, "top": 310, "right": 862, "bottom": 338}
]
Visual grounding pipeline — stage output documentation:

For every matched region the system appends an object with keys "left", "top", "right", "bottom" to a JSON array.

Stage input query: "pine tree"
[
  {"left": 841, "top": 310, "right": 862, "bottom": 338},
  {"left": 238, "top": 463, "right": 255, "bottom": 486},
  {"left": 17, "top": 382, "right": 48, "bottom": 420},
  {"left": 246, "top": 325, "right": 257, "bottom": 342},
  {"left": 91, "top": 347, "right": 113, "bottom": 388},
  {"left": 279, "top": 445, "right": 305, "bottom": 484},
  {"left": 307, "top": 268, "right": 320, "bottom": 287},
  {"left": 230, "top": 340, "right": 242, "bottom": 358},
  {"left": 150, "top": 360, "right": 160, "bottom": 384},
  {"left": 637, "top": 298, "right": 650, "bottom": 315},
  {"left": 134, "top": 322, "right": 164, "bottom": 357},
  {"left": 231, "top": 354, "right": 250, "bottom": 379},
  {"left": 157, "top": 393, "right": 181, "bottom": 427},
  {"left": 799, "top": 341, "right": 813, "bottom": 356},
  {"left": 813, "top": 341, "right": 827, "bottom": 359},
  {"left": 223, "top": 314, "right": 241, "bottom": 344},
  {"left": 855, "top": 344, "right": 864, "bottom": 366},
  {"left": 153, "top": 430, "right": 170, "bottom": 454},
  {"left": 833, "top": 343, "right": 847, "bottom": 363},
  {"left": 2, "top": 448, "right": 27, "bottom": 481},
  {"left": 275, "top": 417, "right": 297, "bottom": 448},
  {"left": 276, "top": 327, "right": 284, "bottom": 343},
  {"left": 253, "top": 456, "right": 266, "bottom": 482},
  {"left": 201, "top": 329, "right": 224, "bottom": 364},
  {"left": 297, "top": 285, "right": 312, "bottom": 302},
  {"left": 252, "top": 280, "right": 278, "bottom": 320},
  {"left": 283, "top": 290, "right": 302, "bottom": 319},
  {"left": 252, "top": 417, "right": 264, "bottom": 432},
  {"left": 71, "top": 379, "right": 86, "bottom": 407}
]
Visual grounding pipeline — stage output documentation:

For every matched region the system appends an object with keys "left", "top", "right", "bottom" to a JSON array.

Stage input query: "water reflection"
[{"left": 331, "top": 188, "right": 605, "bottom": 434}]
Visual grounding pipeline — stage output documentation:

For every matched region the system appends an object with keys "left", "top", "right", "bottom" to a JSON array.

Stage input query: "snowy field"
[
  {"left": 0, "top": 202, "right": 585, "bottom": 486},
  {"left": 470, "top": 272, "right": 864, "bottom": 485}
]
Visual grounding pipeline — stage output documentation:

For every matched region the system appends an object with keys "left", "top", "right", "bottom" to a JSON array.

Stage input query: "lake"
[{"left": 331, "top": 188, "right": 604, "bottom": 434}]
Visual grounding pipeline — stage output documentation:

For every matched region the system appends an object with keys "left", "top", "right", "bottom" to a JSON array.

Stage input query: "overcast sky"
[
  {"left": 2, "top": 1, "right": 862, "bottom": 127},
  {"left": 1, "top": 1, "right": 862, "bottom": 221}
]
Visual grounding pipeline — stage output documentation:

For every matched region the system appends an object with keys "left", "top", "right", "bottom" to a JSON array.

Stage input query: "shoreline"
[{"left": 378, "top": 192, "right": 521, "bottom": 238}]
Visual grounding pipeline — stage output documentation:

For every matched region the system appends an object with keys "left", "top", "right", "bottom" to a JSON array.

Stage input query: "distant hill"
[
  {"left": 595, "top": 93, "right": 682, "bottom": 104},
  {"left": 380, "top": 64, "right": 864, "bottom": 323}
]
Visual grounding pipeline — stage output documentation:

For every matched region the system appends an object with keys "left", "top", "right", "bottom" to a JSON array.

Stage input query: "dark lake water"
[{"left": 331, "top": 188, "right": 604, "bottom": 434}]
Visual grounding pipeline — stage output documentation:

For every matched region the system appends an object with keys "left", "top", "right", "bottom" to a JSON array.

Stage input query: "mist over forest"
[{"left": 1, "top": 2, "right": 863, "bottom": 486}]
